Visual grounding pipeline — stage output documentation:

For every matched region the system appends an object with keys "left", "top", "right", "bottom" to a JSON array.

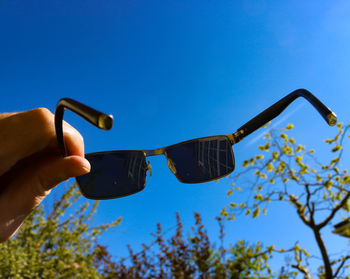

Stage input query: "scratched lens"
[
  {"left": 165, "top": 136, "right": 235, "bottom": 183},
  {"left": 76, "top": 151, "right": 146, "bottom": 199}
]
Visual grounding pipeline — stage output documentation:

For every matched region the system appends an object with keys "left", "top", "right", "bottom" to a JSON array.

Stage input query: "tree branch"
[
  {"left": 289, "top": 196, "right": 310, "bottom": 227},
  {"left": 317, "top": 191, "right": 350, "bottom": 229},
  {"left": 333, "top": 255, "right": 350, "bottom": 278},
  {"left": 291, "top": 263, "right": 312, "bottom": 279}
]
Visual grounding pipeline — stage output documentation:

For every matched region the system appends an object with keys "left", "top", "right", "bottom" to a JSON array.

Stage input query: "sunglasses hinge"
[{"left": 231, "top": 129, "right": 245, "bottom": 144}]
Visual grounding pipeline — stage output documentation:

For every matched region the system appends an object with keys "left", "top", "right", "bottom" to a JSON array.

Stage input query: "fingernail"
[{"left": 81, "top": 158, "right": 91, "bottom": 174}]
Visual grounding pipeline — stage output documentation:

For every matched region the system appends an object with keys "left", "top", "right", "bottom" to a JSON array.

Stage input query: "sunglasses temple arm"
[
  {"left": 54, "top": 98, "right": 113, "bottom": 157},
  {"left": 231, "top": 88, "right": 337, "bottom": 144}
]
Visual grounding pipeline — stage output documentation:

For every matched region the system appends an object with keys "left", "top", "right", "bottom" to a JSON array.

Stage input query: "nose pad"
[
  {"left": 167, "top": 158, "right": 177, "bottom": 175},
  {"left": 146, "top": 161, "right": 152, "bottom": 177}
]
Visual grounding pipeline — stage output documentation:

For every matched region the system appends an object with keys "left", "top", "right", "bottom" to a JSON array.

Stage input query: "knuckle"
[
  {"left": 33, "top": 107, "right": 53, "bottom": 122},
  {"left": 31, "top": 108, "right": 54, "bottom": 134}
]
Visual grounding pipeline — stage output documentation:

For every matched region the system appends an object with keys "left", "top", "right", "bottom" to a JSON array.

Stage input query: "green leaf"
[
  {"left": 286, "top": 124, "right": 294, "bottom": 130},
  {"left": 332, "top": 144, "right": 343, "bottom": 152},
  {"left": 252, "top": 207, "right": 260, "bottom": 218}
]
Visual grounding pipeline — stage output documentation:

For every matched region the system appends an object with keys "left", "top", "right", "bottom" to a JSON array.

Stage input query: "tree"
[
  {"left": 0, "top": 184, "right": 121, "bottom": 278},
  {"left": 223, "top": 123, "right": 350, "bottom": 279},
  {"left": 0, "top": 182, "right": 280, "bottom": 279},
  {"left": 96, "top": 213, "right": 283, "bottom": 279}
]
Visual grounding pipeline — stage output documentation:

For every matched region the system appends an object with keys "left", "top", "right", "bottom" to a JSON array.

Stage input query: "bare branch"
[
  {"left": 291, "top": 263, "right": 312, "bottom": 279},
  {"left": 289, "top": 196, "right": 311, "bottom": 227},
  {"left": 333, "top": 255, "right": 350, "bottom": 278},
  {"left": 317, "top": 191, "right": 350, "bottom": 229}
]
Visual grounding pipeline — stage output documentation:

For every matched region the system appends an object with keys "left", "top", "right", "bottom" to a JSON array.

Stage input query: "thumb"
[
  {"left": 0, "top": 155, "right": 90, "bottom": 241},
  {"left": 36, "top": 155, "right": 91, "bottom": 193}
]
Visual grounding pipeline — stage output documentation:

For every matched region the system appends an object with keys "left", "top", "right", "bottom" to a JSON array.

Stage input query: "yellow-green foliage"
[
  {"left": 0, "top": 184, "right": 121, "bottom": 279},
  {"left": 224, "top": 123, "right": 350, "bottom": 278}
]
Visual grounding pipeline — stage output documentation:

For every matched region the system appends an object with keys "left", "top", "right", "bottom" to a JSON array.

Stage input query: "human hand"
[{"left": 0, "top": 108, "right": 90, "bottom": 242}]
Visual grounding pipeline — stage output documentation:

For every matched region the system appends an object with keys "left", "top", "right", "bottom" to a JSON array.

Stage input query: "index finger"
[
  {"left": 0, "top": 108, "right": 85, "bottom": 176},
  {"left": 0, "top": 112, "right": 17, "bottom": 121}
]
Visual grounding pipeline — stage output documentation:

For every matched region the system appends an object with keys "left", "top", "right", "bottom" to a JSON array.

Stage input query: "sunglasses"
[{"left": 55, "top": 89, "right": 337, "bottom": 200}]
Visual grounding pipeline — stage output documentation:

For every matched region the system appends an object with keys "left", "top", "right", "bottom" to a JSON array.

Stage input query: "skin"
[{"left": 0, "top": 108, "right": 90, "bottom": 242}]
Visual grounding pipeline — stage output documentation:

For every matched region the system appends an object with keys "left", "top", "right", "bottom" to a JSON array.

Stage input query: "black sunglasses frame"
[
  {"left": 80, "top": 135, "right": 235, "bottom": 199},
  {"left": 55, "top": 98, "right": 114, "bottom": 157},
  {"left": 55, "top": 89, "right": 337, "bottom": 200}
]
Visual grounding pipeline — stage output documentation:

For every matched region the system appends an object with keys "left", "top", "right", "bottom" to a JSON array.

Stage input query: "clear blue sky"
[{"left": 2, "top": 0, "right": 350, "bottom": 272}]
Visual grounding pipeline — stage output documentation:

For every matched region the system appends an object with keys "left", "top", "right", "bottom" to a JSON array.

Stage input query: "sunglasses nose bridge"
[
  {"left": 166, "top": 158, "right": 177, "bottom": 175},
  {"left": 146, "top": 161, "right": 152, "bottom": 177}
]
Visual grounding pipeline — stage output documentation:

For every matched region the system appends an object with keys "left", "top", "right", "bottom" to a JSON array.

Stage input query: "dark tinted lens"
[
  {"left": 76, "top": 151, "right": 146, "bottom": 199},
  {"left": 165, "top": 136, "right": 234, "bottom": 183}
]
